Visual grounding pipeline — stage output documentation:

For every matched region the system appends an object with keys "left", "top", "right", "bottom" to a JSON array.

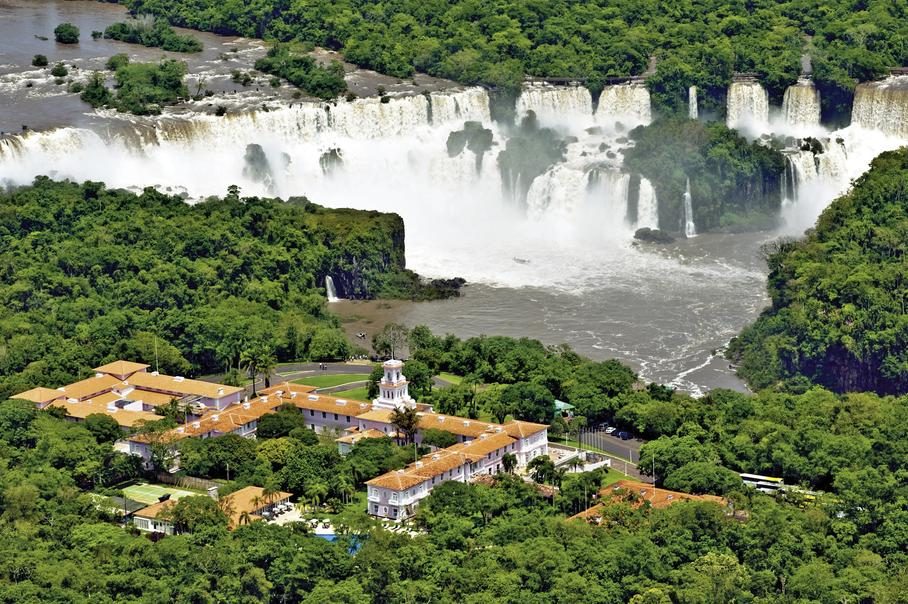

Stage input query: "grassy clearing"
[
  {"left": 436, "top": 372, "right": 463, "bottom": 385},
  {"left": 334, "top": 386, "right": 371, "bottom": 401},
  {"left": 293, "top": 373, "right": 370, "bottom": 388},
  {"left": 122, "top": 483, "right": 199, "bottom": 504}
]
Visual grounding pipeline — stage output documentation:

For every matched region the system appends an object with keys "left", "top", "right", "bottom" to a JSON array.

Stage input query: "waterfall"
[
  {"left": 515, "top": 85, "right": 593, "bottom": 124},
  {"left": 429, "top": 88, "right": 492, "bottom": 125},
  {"left": 325, "top": 276, "right": 339, "bottom": 302},
  {"left": 525, "top": 164, "right": 591, "bottom": 219},
  {"left": 851, "top": 76, "right": 908, "bottom": 138},
  {"left": 596, "top": 83, "right": 652, "bottom": 129},
  {"left": 726, "top": 80, "right": 769, "bottom": 132},
  {"left": 636, "top": 177, "right": 659, "bottom": 229},
  {"left": 782, "top": 78, "right": 821, "bottom": 131},
  {"left": 683, "top": 178, "right": 696, "bottom": 238},
  {"left": 688, "top": 86, "right": 698, "bottom": 120}
]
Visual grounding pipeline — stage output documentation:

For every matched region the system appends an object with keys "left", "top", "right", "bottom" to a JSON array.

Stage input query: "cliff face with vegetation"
[
  {"left": 0, "top": 179, "right": 447, "bottom": 397},
  {"left": 729, "top": 148, "right": 908, "bottom": 395},
  {"left": 624, "top": 118, "right": 785, "bottom": 232}
]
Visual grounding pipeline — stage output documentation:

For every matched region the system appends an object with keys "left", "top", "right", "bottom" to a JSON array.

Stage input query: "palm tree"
[
  {"left": 333, "top": 473, "right": 355, "bottom": 505},
  {"left": 567, "top": 456, "right": 584, "bottom": 473},
  {"left": 238, "top": 511, "right": 252, "bottom": 526},
  {"left": 250, "top": 495, "right": 264, "bottom": 514},
  {"left": 390, "top": 406, "right": 420, "bottom": 445},
  {"left": 262, "top": 484, "right": 279, "bottom": 513},
  {"left": 240, "top": 348, "right": 260, "bottom": 396},
  {"left": 305, "top": 481, "right": 329, "bottom": 509},
  {"left": 502, "top": 453, "right": 518, "bottom": 474}
]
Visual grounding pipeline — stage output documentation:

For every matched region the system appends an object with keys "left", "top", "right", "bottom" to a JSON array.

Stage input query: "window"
[
  {"left": 346, "top": 416, "right": 350, "bottom": 422},
  {"left": 390, "top": 492, "right": 398, "bottom": 503},
  {"left": 309, "top": 410, "right": 314, "bottom": 416},
  {"left": 334, "top": 413, "right": 338, "bottom": 420},
  {"left": 322, "top": 412, "right": 326, "bottom": 418},
  {"left": 392, "top": 508, "right": 398, "bottom": 518},
  {"left": 373, "top": 504, "right": 379, "bottom": 513}
]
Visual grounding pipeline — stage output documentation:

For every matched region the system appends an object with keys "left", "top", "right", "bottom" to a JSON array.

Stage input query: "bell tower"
[{"left": 372, "top": 359, "right": 414, "bottom": 410}]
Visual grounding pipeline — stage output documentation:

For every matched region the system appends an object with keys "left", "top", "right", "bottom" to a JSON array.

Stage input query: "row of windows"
[{"left": 307, "top": 409, "right": 352, "bottom": 422}]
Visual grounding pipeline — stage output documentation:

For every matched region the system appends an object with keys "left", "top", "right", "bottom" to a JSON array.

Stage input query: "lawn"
[
  {"left": 334, "top": 386, "right": 371, "bottom": 401},
  {"left": 293, "top": 373, "right": 370, "bottom": 389},
  {"left": 436, "top": 372, "right": 463, "bottom": 385},
  {"left": 122, "top": 483, "right": 199, "bottom": 505}
]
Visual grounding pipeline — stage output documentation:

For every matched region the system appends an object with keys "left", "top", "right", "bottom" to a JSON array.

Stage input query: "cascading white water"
[
  {"left": 636, "top": 177, "right": 659, "bottom": 229},
  {"left": 430, "top": 88, "right": 492, "bottom": 125},
  {"left": 325, "top": 275, "right": 339, "bottom": 302},
  {"left": 596, "top": 83, "right": 652, "bottom": 129},
  {"left": 782, "top": 78, "right": 821, "bottom": 131},
  {"left": 851, "top": 76, "right": 908, "bottom": 138},
  {"left": 515, "top": 85, "right": 593, "bottom": 124},
  {"left": 525, "top": 165, "right": 590, "bottom": 219},
  {"left": 688, "top": 86, "right": 698, "bottom": 120},
  {"left": 726, "top": 80, "right": 769, "bottom": 133},
  {"left": 683, "top": 178, "right": 696, "bottom": 238}
]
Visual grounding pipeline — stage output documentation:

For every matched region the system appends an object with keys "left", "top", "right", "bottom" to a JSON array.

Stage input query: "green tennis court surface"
[{"left": 122, "top": 483, "right": 198, "bottom": 505}]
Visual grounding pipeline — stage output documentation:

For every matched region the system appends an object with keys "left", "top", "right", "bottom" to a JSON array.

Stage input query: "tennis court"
[{"left": 122, "top": 483, "right": 198, "bottom": 505}]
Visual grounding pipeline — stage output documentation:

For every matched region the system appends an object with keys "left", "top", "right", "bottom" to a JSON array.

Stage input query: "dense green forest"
[
  {"left": 103, "top": 17, "right": 203, "bottom": 52},
  {"left": 729, "top": 148, "right": 908, "bottom": 395},
  {"left": 3, "top": 392, "right": 908, "bottom": 603},
  {"left": 0, "top": 179, "right": 453, "bottom": 399},
  {"left": 118, "top": 0, "right": 908, "bottom": 118},
  {"left": 624, "top": 118, "right": 785, "bottom": 232},
  {"left": 80, "top": 56, "right": 189, "bottom": 115},
  {"left": 253, "top": 44, "right": 348, "bottom": 101}
]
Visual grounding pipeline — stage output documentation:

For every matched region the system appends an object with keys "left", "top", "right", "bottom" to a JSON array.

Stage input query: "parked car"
[
  {"left": 617, "top": 430, "right": 632, "bottom": 440},
  {"left": 605, "top": 426, "right": 617, "bottom": 435}
]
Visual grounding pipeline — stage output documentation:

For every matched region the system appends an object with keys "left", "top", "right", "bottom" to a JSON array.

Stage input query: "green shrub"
[
  {"left": 31, "top": 54, "right": 48, "bottom": 67},
  {"left": 54, "top": 22, "right": 80, "bottom": 44}
]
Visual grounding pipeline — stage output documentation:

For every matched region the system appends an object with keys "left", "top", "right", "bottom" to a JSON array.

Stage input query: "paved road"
[{"left": 579, "top": 428, "right": 644, "bottom": 461}]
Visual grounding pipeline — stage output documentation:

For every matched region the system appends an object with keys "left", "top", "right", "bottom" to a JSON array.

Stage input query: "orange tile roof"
[
  {"left": 167, "top": 398, "right": 284, "bottom": 440},
  {"left": 569, "top": 481, "right": 727, "bottom": 520},
  {"left": 93, "top": 360, "right": 150, "bottom": 377},
  {"left": 121, "top": 388, "right": 180, "bottom": 407},
  {"left": 59, "top": 374, "right": 123, "bottom": 401},
  {"left": 222, "top": 486, "right": 292, "bottom": 529},
  {"left": 134, "top": 499, "right": 176, "bottom": 520},
  {"left": 335, "top": 428, "right": 387, "bottom": 445},
  {"left": 261, "top": 383, "right": 317, "bottom": 396},
  {"left": 407, "top": 449, "right": 468, "bottom": 478},
  {"left": 48, "top": 397, "right": 161, "bottom": 428},
  {"left": 448, "top": 431, "right": 515, "bottom": 460},
  {"left": 11, "top": 386, "right": 65, "bottom": 405},
  {"left": 366, "top": 469, "right": 427, "bottom": 491},
  {"left": 417, "top": 412, "right": 500, "bottom": 438},
  {"left": 125, "top": 372, "right": 243, "bottom": 399},
  {"left": 504, "top": 420, "right": 548, "bottom": 438},
  {"left": 356, "top": 408, "right": 395, "bottom": 423}
]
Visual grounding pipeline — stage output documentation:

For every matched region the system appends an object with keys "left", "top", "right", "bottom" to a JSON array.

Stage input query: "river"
[{"left": 0, "top": 1, "right": 820, "bottom": 396}]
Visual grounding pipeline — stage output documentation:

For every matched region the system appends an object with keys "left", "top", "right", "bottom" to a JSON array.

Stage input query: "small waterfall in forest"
[
  {"left": 688, "top": 86, "right": 698, "bottom": 120},
  {"left": 782, "top": 78, "right": 821, "bottom": 131},
  {"left": 726, "top": 80, "right": 769, "bottom": 132},
  {"left": 636, "top": 177, "right": 659, "bottom": 229},
  {"left": 683, "top": 178, "right": 696, "bottom": 238},
  {"left": 325, "top": 276, "right": 339, "bottom": 302},
  {"left": 851, "top": 76, "right": 908, "bottom": 138},
  {"left": 515, "top": 85, "right": 593, "bottom": 124},
  {"left": 596, "top": 83, "right": 652, "bottom": 128}
]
